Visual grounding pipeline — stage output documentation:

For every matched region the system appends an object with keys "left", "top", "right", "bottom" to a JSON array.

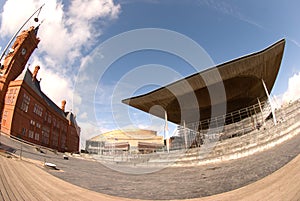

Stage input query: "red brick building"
[{"left": 0, "top": 26, "right": 80, "bottom": 152}]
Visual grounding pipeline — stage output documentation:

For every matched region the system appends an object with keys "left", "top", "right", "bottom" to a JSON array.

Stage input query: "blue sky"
[
  {"left": 1, "top": 0, "right": 300, "bottom": 148},
  {"left": 89, "top": 0, "right": 300, "bottom": 100}
]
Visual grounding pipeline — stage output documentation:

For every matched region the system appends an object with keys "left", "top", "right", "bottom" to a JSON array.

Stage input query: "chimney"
[
  {"left": 32, "top": 65, "right": 40, "bottom": 81},
  {"left": 61, "top": 100, "right": 66, "bottom": 112}
]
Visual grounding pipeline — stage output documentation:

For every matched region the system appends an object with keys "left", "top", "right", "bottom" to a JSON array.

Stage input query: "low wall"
[
  {"left": 172, "top": 100, "right": 300, "bottom": 166},
  {"left": 92, "top": 100, "right": 300, "bottom": 167}
]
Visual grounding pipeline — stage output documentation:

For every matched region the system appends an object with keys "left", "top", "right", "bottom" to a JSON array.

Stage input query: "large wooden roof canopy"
[{"left": 122, "top": 39, "right": 285, "bottom": 126}]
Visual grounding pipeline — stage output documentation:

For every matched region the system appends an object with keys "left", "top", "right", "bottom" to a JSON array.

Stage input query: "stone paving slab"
[
  {"left": 43, "top": 132, "right": 300, "bottom": 200},
  {"left": 1, "top": 147, "right": 300, "bottom": 201},
  {"left": 1, "top": 126, "right": 300, "bottom": 200}
]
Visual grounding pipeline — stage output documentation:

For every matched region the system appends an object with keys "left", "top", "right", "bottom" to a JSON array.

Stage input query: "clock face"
[{"left": 21, "top": 48, "right": 27, "bottom": 55}]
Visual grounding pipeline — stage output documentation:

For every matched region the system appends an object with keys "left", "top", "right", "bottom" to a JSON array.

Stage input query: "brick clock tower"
[{"left": 0, "top": 26, "right": 40, "bottom": 115}]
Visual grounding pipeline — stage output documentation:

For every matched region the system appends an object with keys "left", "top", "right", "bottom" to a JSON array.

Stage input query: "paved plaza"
[
  {"left": 39, "top": 132, "right": 300, "bottom": 200},
  {"left": 0, "top": 131, "right": 300, "bottom": 200}
]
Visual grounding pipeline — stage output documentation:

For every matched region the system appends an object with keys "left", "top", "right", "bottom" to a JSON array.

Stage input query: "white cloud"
[
  {"left": 80, "top": 122, "right": 110, "bottom": 149},
  {"left": 0, "top": 0, "right": 121, "bottom": 63},
  {"left": 271, "top": 94, "right": 283, "bottom": 109},
  {"left": 26, "top": 56, "right": 74, "bottom": 108},
  {"left": 68, "top": 0, "right": 120, "bottom": 20},
  {"left": 0, "top": 0, "right": 121, "bottom": 105},
  {"left": 79, "top": 112, "right": 88, "bottom": 119},
  {"left": 290, "top": 39, "right": 300, "bottom": 48},
  {"left": 199, "top": 0, "right": 265, "bottom": 30},
  {"left": 0, "top": 0, "right": 121, "bottom": 146},
  {"left": 38, "top": 0, "right": 120, "bottom": 66},
  {"left": 282, "top": 72, "right": 300, "bottom": 104},
  {"left": 0, "top": 0, "right": 40, "bottom": 36}
]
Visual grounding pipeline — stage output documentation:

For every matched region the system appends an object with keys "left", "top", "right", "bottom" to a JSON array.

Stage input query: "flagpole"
[{"left": 0, "top": 4, "right": 45, "bottom": 63}]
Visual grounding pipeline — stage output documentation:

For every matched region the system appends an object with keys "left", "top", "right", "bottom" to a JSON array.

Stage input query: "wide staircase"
[{"left": 94, "top": 100, "right": 300, "bottom": 167}]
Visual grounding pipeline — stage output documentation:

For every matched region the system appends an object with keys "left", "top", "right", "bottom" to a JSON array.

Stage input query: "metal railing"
[
  {"left": 2, "top": 99, "right": 299, "bottom": 166},
  {"left": 172, "top": 100, "right": 272, "bottom": 150}
]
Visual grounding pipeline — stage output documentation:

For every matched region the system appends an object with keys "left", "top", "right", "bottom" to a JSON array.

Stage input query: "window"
[
  {"left": 29, "top": 120, "right": 35, "bottom": 137},
  {"left": 42, "top": 126, "right": 50, "bottom": 145},
  {"left": 28, "top": 130, "right": 34, "bottom": 138},
  {"left": 33, "top": 103, "right": 43, "bottom": 116},
  {"left": 44, "top": 112, "right": 48, "bottom": 122},
  {"left": 1, "top": 111, "right": 8, "bottom": 126},
  {"left": 21, "top": 128, "right": 27, "bottom": 136},
  {"left": 48, "top": 114, "right": 51, "bottom": 124},
  {"left": 60, "top": 125, "right": 67, "bottom": 149},
  {"left": 5, "top": 88, "right": 17, "bottom": 105},
  {"left": 34, "top": 133, "right": 40, "bottom": 141},
  {"left": 36, "top": 122, "right": 41, "bottom": 129},
  {"left": 20, "top": 93, "right": 30, "bottom": 112},
  {"left": 52, "top": 130, "right": 59, "bottom": 147},
  {"left": 53, "top": 118, "right": 56, "bottom": 127}
]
